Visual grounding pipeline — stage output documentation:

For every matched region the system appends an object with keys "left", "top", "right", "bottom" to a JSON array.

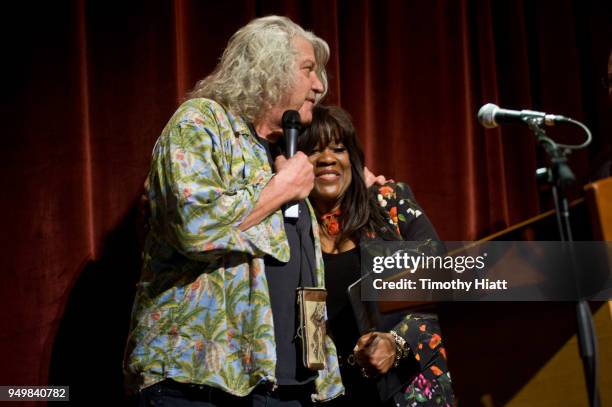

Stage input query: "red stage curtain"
[{"left": 2, "top": 0, "right": 610, "bottom": 404}]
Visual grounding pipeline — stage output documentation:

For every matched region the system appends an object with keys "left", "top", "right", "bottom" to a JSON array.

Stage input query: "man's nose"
[{"left": 312, "top": 72, "right": 324, "bottom": 94}]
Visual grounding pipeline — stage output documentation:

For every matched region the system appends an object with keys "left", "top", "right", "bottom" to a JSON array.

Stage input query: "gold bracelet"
[{"left": 389, "top": 330, "right": 409, "bottom": 367}]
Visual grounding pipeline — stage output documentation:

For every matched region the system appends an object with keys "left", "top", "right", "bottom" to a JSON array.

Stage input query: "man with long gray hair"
[{"left": 124, "top": 16, "right": 344, "bottom": 406}]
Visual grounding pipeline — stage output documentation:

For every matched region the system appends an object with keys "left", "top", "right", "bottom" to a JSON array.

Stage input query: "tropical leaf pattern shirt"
[{"left": 124, "top": 98, "right": 344, "bottom": 401}]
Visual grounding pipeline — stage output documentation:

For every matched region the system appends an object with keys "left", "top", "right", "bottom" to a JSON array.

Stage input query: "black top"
[
  {"left": 323, "top": 248, "right": 385, "bottom": 405},
  {"left": 323, "top": 247, "right": 361, "bottom": 357},
  {"left": 252, "top": 129, "right": 317, "bottom": 385}
]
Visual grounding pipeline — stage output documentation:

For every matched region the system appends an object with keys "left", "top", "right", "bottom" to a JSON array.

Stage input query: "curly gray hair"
[{"left": 187, "top": 15, "right": 330, "bottom": 123}]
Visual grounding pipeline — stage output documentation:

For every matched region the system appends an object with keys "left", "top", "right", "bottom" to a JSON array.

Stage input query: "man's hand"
[
  {"left": 353, "top": 331, "right": 396, "bottom": 377},
  {"left": 239, "top": 152, "right": 314, "bottom": 231},
  {"left": 274, "top": 151, "right": 315, "bottom": 201},
  {"left": 364, "top": 166, "right": 389, "bottom": 188}
]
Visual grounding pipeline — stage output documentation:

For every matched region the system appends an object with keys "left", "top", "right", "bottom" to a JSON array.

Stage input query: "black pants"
[{"left": 139, "top": 379, "right": 315, "bottom": 407}]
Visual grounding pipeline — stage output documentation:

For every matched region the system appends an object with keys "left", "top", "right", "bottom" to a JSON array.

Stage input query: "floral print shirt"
[{"left": 123, "top": 98, "right": 344, "bottom": 401}]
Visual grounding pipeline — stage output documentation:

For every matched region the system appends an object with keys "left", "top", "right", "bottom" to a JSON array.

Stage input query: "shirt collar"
[{"left": 225, "top": 109, "right": 251, "bottom": 137}]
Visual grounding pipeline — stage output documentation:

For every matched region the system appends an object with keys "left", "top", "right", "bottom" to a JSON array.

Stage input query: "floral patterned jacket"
[
  {"left": 370, "top": 182, "right": 454, "bottom": 407},
  {"left": 123, "top": 98, "right": 344, "bottom": 401}
]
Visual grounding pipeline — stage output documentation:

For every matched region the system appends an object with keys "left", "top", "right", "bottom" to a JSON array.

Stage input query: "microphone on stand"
[
  {"left": 477, "top": 103, "right": 570, "bottom": 129},
  {"left": 282, "top": 110, "right": 301, "bottom": 219}
]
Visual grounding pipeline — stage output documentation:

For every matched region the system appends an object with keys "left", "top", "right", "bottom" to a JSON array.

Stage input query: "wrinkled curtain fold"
[{"left": 2, "top": 0, "right": 610, "bottom": 404}]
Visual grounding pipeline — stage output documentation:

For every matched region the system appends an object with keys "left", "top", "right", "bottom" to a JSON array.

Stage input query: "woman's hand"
[
  {"left": 363, "top": 166, "right": 391, "bottom": 188},
  {"left": 353, "top": 331, "right": 396, "bottom": 377}
]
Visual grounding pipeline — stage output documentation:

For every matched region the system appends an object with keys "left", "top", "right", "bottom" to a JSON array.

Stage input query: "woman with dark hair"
[{"left": 299, "top": 105, "right": 454, "bottom": 406}]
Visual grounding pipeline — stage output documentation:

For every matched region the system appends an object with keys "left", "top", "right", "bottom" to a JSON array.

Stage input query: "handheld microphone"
[
  {"left": 282, "top": 110, "right": 301, "bottom": 157},
  {"left": 478, "top": 103, "right": 570, "bottom": 129},
  {"left": 281, "top": 110, "right": 302, "bottom": 219}
]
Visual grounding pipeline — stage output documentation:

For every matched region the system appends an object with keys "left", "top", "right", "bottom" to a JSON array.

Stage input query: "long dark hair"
[{"left": 299, "top": 105, "right": 400, "bottom": 244}]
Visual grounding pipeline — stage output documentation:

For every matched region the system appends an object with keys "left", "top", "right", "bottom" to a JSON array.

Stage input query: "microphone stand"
[{"left": 525, "top": 117, "right": 600, "bottom": 407}]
